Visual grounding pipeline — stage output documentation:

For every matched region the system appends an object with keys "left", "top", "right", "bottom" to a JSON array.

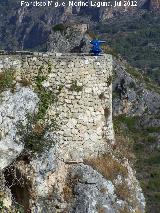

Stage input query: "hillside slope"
[
  {"left": 96, "top": 11, "right": 160, "bottom": 85},
  {"left": 112, "top": 58, "right": 160, "bottom": 213},
  {"left": 0, "top": 0, "right": 159, "bottom": 51}
]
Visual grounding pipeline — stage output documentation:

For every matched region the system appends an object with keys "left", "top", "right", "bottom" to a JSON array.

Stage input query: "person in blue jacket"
[{"left": 90, "top": 39, "right": 106, "bottom": 56}]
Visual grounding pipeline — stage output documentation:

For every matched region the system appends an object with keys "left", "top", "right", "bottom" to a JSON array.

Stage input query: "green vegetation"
[
  {"left": 47, "top": 62, "right": 52, "bottom": 73},
  {"left": 125, "top": 65, "right": 160, "bottom": 94},
  {"left": 96, "top": 11, "right": 160, "bottom": 85},
  {"left": 106, "top": 75, "right": 112, "bottom": 86},
  {"left": 125, "top": 66, "right": 143, "bottom": 80},
  {"left": 23, "top": 66, "right": 59, "bottom": 153},
  {"left": 1, "top": 65, "right": 62, "bottom": 153},
  {"left": 146, "top": 153, "right": 160, "bottom": 166},
  {"left": 52, "top": 23, "right": 66, "bottom": 33},
  {"left": 145, "top": 126, "right": 160, "bottom": 133},
  {"left": 112, "top": 91, "right": 119, "bottom": 99},
  {"left": 0, "top": 69, "right": 15, "bottom": 92},
  {"left": 14, "top": 203, "right": 25, "bottom": 213},
  {"left": 17, "top": 115, "right": 57, "bottom": 154},
  {"left": 113, "top": 114, "right": 160, "bottom": 213},
  {"left": 113, "top": 115, "right": 139, "bottom": 132},
  {"left": 16, "top": 65, "right": 61, "bottom": 154},
  {"left": 147, "top": 135, "right": 157, "bottom": 143},
  {"left": 0, "top": 200, "right": 24, "bottom": 213},
  {"left": 57, "top": 84, "right": 64, "bottom": 95},
  {"left": 36, "top": 89, "right": 54, "bottom": 120},
  {"left": 34, "top": 66, "right": 56, "bottom": 120},
  {"left": 101, "top": 45, "right": 119, "bottom": 58},
  {"left": 113, "top": 115, "right": 159, "bottom": 149},
  {"left": 69, "top": 80, "right": 83, "bottom": 92},
  {"left": 0, "top": 200, "right": 4, "bottom": 210},
  {"left": 128, "top": 81, "right": 136, "bottom": 89},
  {"left": 120, "top": 116, "right": 138, "bottom": 131}
]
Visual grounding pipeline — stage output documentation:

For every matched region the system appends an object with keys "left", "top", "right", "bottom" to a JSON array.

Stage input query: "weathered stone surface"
[
  {"left": 0, "top": 53, "right": 114, "bottom": 163},
  {"left": 73, "top": 164, "right": 144, "bottom": 213},
  {"left": 0, "top": 86, "right": 39, "bottom": 170},
  {"left": 0, "top": 53, "right": 145, "bottom": 213},
  {"left": 112, "top": 59, "right": 160, "bottom": 116}
]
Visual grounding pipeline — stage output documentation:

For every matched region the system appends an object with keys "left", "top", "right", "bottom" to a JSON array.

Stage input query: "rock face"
[
  {"left": 47, "top": 23, "right": 91, "bottom": 53},
  {"left": 0, "top": 52, "right": 145, "bottom": 212},
  {"left": 68, "top": 163, "right": 145, "bottom": 213},
  {"left": 0, "top": 87, "right": 39, "bottom": 170},
  {"left": 112, "top": 58, "right": 160, "bottom": 213},
  {"left": 112, "top": 59, "right": 160, "bottom": 116},
  {"left": 141, "top": 0, "right": 160, "bottom": 9}
]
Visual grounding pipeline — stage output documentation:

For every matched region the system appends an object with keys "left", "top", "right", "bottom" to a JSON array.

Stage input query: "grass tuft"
[
  {"left": 0, "top": 69, "right": 15, "bottom": 92},
  {"left": 69, "top": 80, "right": 83, "bottom": 92},
  {"left": 84, "top": 154, "right": 128, "bottom": 181}
]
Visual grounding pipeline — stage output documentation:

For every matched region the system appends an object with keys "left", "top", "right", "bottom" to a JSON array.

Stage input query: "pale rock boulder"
[{"left": 0, "top": 86, "right": 39, "bottom": 170}]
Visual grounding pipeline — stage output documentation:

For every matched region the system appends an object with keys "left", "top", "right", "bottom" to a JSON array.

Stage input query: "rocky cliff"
[
  {"left": 0, "top": 0, "right": 159, "bottom": 51},
  {"left": 112, "top": 57, "right": 160, "bottom": 213},
  {"left": 0, "top": 52, "right": 145, "bottom": 213}
]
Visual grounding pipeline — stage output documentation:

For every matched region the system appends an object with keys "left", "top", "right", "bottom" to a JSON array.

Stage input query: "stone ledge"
[{"left": 0, "top": 50, "right": 111, "bottom": 59}]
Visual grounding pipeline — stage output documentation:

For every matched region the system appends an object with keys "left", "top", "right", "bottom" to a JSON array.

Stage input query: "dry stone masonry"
[
  {"left": 0, "top": 52, "right": 113, "bottom": 164},
  {"left": 0, "top": 52, "right": 145, "bottom": 213}
]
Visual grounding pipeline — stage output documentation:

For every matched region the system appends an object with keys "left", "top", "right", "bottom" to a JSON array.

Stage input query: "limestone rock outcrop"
[
  {"left": 47, "top": 23, "right": 91, "bottom": 54},
  {"left": 0, "top": 87, "right": 39, "bottom": 170},
  {"left": 0, "top": 52, "right": 145, "bottom": 213}
]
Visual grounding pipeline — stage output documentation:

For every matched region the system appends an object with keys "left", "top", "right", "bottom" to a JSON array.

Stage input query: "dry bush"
[
  {"left": 84, "top": 154, "right": 128, "bottom": 181},
  {"left": 63, "top": 185, "right": 73, "bottom": 203},
  {"left": 115, "top": 183, "right": 141, "bottom": 210},
  {"left": 63, "top": 174, "right": 81, "bottom": 202},
  {"left": 100, "top": 187, "right": 107, "bottom": 194},
  {"left": 0, "top": 69, "right": 15, "bottom": 93},
  {"left": 32, "top": 122, "right": 45, "bottom": 134},
  {"left": 98, "top": 208, "right": 106, "bottom": 213},
  {"left": 119, "top": 206, "right": 131, "bottom": 213},
  {"left": 113, "top": 133, "right": 135, "bottom": 162},
  {"left": 18, "top": 78, "right": 32, "bottom": 87},
  {"left": 135, "top": 209, "right": 144, "bottom": 213},
  {"left": 96, "top": 204, "right": 106, "bottom": 213},
  {"left": 115, "top": 183, "right": 131, "bottom": 201},
  {"left": 119, "top": 206, "right": 143, "bottom": 213}
]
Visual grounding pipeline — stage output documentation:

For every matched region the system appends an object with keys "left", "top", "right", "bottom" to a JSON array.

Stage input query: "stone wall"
[
  {"left": 0, "top": 52, "right": 113, "bottom": 163},
  {"left": 0, "top": 53, "right": 147, "bottom": 213}
]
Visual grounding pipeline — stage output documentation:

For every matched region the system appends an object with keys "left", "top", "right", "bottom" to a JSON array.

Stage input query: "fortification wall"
[
  {"left": 0, "top": 52, "right": 146, "bottom": 213},
  {"left": 0, "top": 52, "right": 113, "bottom": 163}
]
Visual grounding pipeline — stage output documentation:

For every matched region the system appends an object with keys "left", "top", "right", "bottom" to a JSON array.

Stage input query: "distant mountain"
[
  {"left": 95, "top": 10, "right": 160, "bottom": 85},
  {"left": 0, "top": 0, "right": 159, "bottom": 51}
]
